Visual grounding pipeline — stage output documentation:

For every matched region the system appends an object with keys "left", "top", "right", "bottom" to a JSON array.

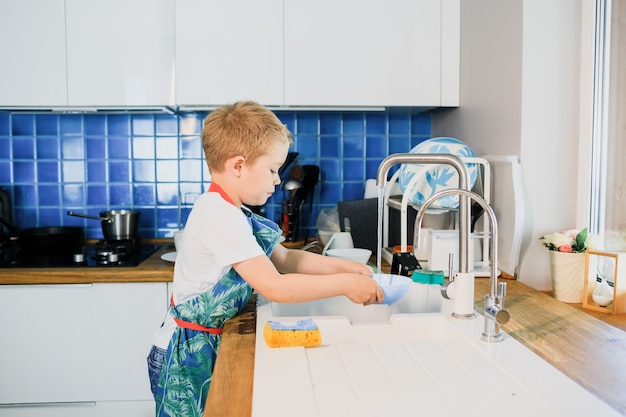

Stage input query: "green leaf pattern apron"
[{"left": 155, "top": 206, "right": 282, "bottom": 417}]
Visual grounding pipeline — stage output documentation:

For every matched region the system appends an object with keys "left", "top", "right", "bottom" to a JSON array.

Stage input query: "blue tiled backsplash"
[{"left": 0, "top": 110, "right": 431, "bottom": 239}]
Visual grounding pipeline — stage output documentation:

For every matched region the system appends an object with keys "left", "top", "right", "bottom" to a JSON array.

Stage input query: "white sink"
[
  {"left": 254, "top": 286, "right": 622, "bottom": 417},
  {"left": 271, "top": 282, "right": 453, "bottom": 322}
]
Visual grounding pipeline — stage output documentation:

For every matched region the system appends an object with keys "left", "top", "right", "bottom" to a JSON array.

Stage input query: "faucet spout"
[{"left": 414, "top": 188, "right": 510, "bottom": 342}]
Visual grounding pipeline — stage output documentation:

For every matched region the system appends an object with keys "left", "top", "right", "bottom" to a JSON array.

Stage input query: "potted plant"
[{"left": 540, "top": 228, "right": 588, "bottom": 302}]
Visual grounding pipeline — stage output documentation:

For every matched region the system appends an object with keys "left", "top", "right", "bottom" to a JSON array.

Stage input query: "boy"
[{"left": 148, "top": 101, "right": 382, "bottom": 416}]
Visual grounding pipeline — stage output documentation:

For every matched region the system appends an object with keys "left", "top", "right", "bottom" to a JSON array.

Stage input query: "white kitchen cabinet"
[
  {"left": 65, "top": 0, "right": 175, "bottom": 107},
  {"left": 0, "top": 0, "right": 67, "bottom": 106},
  {"left": 284, "top": 0, "right": 459, "bottom": 107},
  {"left": 175, "top": 0, "right": 284, "bottom": 107},
  {"left": 0, "top": 283, "right": 169, "bottom": 416}
]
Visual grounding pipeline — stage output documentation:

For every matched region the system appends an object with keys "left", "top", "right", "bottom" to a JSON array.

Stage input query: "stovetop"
[{"left": 0, "top": 241, "right": 160, "bottom": 268}]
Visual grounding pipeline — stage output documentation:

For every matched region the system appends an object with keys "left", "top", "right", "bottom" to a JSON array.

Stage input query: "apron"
[{"left": 156, "top": 185, "right": 282, "bottom": 417}]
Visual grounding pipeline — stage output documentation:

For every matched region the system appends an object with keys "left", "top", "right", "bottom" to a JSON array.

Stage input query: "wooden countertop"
[
  {"left": 0, "top": 243, "right": 175, "bottom": 285},
  {"left": 207, "top": 277, "right": 626, "bottom": 416}
]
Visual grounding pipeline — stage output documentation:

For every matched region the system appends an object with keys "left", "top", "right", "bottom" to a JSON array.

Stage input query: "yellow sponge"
[{"left": 263, "top": 318, "right": 322, "bottom": 348}]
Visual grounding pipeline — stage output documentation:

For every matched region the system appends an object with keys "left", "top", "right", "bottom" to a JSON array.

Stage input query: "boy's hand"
[{"left": 346, "top": 274, "right": 384, "bottom": 305}]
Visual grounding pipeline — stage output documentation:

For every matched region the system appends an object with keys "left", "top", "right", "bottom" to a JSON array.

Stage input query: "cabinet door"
[
  {"left": 65, "top": 0, "right": 175, "bottom": 106},
  {"left": 0, "top": 0, "right": 67, "bottom": 106},
  {"left": 175, "top": 0, "right": 284, "bottom": 107},
  {"left": 284, "top": 0, "right": 444, "bottom": 107},
  {"left": 0, "top": 283, "right": 168, "bottom": 404}
]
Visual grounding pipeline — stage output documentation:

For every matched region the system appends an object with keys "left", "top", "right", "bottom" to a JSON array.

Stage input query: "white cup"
[
  {"left": 322, "top": 232, "right": 354, "bottom": 255},
  {"left": 174, "top": 230, "right": 184, "bottom": 252}
]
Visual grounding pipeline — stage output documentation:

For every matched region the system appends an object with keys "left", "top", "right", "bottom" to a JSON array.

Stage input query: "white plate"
[
  {"left": 161, "top": 252, "right": 177, "bottom": 263},
  {"left": 398, "top": 137, "right": 478, "bottom": 208}
]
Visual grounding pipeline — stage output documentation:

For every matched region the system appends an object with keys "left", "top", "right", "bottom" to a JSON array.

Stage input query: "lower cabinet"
[{"left": 0, "top": 282, "right": 169, "bottom": 416}]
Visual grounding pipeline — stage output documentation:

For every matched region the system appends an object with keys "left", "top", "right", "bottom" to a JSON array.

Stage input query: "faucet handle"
[{"left": 497, "top": 282, "right": 507, "bottom": 305}]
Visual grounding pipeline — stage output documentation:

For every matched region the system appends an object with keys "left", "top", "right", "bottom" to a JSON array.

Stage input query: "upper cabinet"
[
  {"left": 0, "top": 0, "right": 67, "bottom": 106},
  {"left": 0, "top": 0, "right": 458, "bottom": 109},
  {"left": 175, "top": 0, "right": 284, "bottom": 107},
  {"left": 65, "top": 0, "right": 175, "bottom": 107},
  {"left": 284, "top": 0, "right": 459, "bottom": 107}
]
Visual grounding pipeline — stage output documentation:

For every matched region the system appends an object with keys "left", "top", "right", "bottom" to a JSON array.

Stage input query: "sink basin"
[
  {"left": 271, "top": 282, "right": 452, "bottom": 322},
  {"left": 254, "top": 290, "right": 622, "bottom": 417}
]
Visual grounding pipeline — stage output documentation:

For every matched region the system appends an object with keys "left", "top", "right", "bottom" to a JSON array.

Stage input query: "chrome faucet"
[
  {"left": 415, "top": 188, "right": 510, "bottom": 342},
  {"left": 375, "top": 153, "right": 472, "bottom": 273}
]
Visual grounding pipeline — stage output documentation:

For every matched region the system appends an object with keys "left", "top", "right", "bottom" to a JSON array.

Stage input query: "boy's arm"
[{"left": 270, "top": 244, "right": 372, "bottom": 276}]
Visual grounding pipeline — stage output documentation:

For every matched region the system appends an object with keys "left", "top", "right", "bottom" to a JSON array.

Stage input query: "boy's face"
[{"left": 240, "top": 142, "right": 289, "bottom": 206}]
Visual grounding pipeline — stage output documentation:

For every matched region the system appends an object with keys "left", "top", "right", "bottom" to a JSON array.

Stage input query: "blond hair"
[{"left": 202, "top": 101, "right": 293, "bottom": 173}]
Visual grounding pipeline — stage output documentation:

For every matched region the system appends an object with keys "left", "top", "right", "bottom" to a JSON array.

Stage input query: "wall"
[
  {"left": 432, "top": 0, "right": 585, "bottom": 290},
  {"left": 0, "top": 110, "right": 432, "bottom": 240}
]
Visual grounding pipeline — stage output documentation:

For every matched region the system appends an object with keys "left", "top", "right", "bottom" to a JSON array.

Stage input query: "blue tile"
[
  {"left": 156, "top": 183, "right": 178, "bottom": 205},
  {"left": 13, "top": 137, "right": 35, "bottom": 159},
  {"left": 133, "top": 184, "right": 156, "bottom": 205},
  {"left": 156, "top": 207, "right": 179, "bottom": 229},
  {"left": 38, "top": 185, "right": 60, "bottom": 206},
  {"left": 87, "top": 161, "right": 107, "bottom": 182},
  {"left": 320, "top": 136, "right": 340, "bottom": 158},
  {"left": 296, "top": 113, "right": 318, "bottom": 135},
  {"left": 366, "top": 135, "right": 386, "bottom": 158},
  {"left": 388, "top": 136, "right": 411, "bottom": 154},
  {"left": 11, "top": 114, "right": 34, "bottom": 136},
  {"left": 0, "top": 113, "right": 9, "bottom": 136},
  {"left": 366, "top": 113, "right": 386, "bottom": 135},
  {"left": 157, "top": 114, "right": 180, "bottom": 136},
  {"left": 39, "top": 207, "right": 61, "bottom": 225},
  {"left": 411, "top": 112, "right": 432, "bottom": 135},
  {"left": 319, "top": 182, "right": 341, "bottom": 205},
  {"left": 319, "top": 159, "right": 340, "bottom": 181},
  {"left": 342, "top": 113, "right": 364, "bottom": 135},
  {"left": 87, "top": 184, "right": 108, "bottom": 206},
  {"left": 180, "top": 159, "right": 203, "bottom": 182},
  {"left": 110, "top": 183, "right": 131, "bottom": 206},
  {"left": 108, "top": 114, "right": 131, "bottom": 136},
  {"left": 156, "top": 136, "right": 178, "bottom": 159},
  {"left": 0, "top": 138, "right": 10, "bottom": 159},
  {"left": 14, "top": 162, "right": 35, "bottom": 183},
  {"left": 62, "top": 161, "right": 85, "bottom": 182},
  {"left": 343, "top": 182, "right": 365, "bottom": 201},
  {"left": 14, "top": 206, "right": 37, "bottom": 227},
  {"left": 343, "top": 160, "right": 364, "bottom": 181},
  {"left": 366, "top": 159, "right": 384, "bottom": 180},
  {"left": 156, "top": 160, "right": 179, "bottom": 182},
  {"left": 133, "top": 160, "right": 156, "bottom": 182},
  {"left": 389, "top": 113, "right": 410, "bottom": 135},
  {"left": 0, "top": 161, "right": 10, "bottom": 183},
  {"left": 86, "top": 137, "right": 105, "bottom": 159},
  {"left": 132, "top": 136, "right": 155, "bottom": 159},
  {"left": 108, "top": 137, "right": 130, "bottom": 159},
  {"left": 36, "top": 114, "right": 59, "bottom": 136},
  {"left": 62, "top": 184, "right": 85, "bottom": 206},
  {"left": 319, "top": 113, "right": 341, "bottom": 135},
  {"left": 343, "top": 136, "right": 364, "bottom": 158},
  {"left": 294, "top": 136, "right": 318, "bottom": 160},
  {"left": 37, "top": 137, "right": 60, "bottom": 159},
  {"left": 61, "top": 136, "right": 85, "bottom": 159},
  {"left": 60, "top": 115, "right": 82, "bottom": 135},
  {"left": 181, "top": 136, "right": 202, "bottom": 158},
  {"left": 37, "top": 161, "right": 59, "bottom": 183},
  {"left": 132, "top": 114, "right": 155, "bottom": 136},
  {"left": 109, "top": 161, "right": 130, "bottom": 182},
  {"left": 85, "top": 114, "right": 106, "bottom": 135}
]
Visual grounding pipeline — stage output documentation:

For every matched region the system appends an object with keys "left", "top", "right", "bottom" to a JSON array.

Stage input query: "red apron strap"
[{"left": 171, "top": 295, "right": 224, "bottom": 335}]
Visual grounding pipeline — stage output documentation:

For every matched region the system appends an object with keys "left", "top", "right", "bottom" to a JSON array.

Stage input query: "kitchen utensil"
[
  {"left": 67, "top": 210, "right": 140, "bottom": 240},
  {"left": 0, "top": 216, "right": 83, "bottom": 253},
  {"left": 296, "top": 165, "right": 320, "bottom": 213},
  {"left": 371, "top": 273, "right": 412, "bottom": 304},
  {"left": 0, "top": 187, "right": 10, "bottom": 223},
  {"left": 325, "top": 248, "right": 372, "bottom": 264},
  {"left": 321, "top": 232, "right": 354, "bottom": 255}
]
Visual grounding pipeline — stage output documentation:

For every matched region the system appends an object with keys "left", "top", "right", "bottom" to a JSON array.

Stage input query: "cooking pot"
[
  {"left": 0, "top": 216, "right": 83, "bottom": 253},
  {"left": 67, "top": 210, "right": 140, "bottom": 240}
]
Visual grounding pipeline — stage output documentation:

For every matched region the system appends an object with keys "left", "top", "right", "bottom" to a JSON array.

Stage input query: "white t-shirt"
[{"left": 152, "top": 191, "right": 265, "bottom": 349}]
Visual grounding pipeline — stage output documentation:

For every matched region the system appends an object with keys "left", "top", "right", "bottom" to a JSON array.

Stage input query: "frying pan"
[{"left": 0, "top": 216, "right": 83, "bottom": 253}]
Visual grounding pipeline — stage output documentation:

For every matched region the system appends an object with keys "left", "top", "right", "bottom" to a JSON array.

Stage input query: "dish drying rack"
[{"left": 381, "top": 157, "right": 492, "bottom": 277}]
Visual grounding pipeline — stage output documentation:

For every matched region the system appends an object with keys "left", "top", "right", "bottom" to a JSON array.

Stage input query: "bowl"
[
  {"left": 372, "top": 273, "right": 412, "bottom": 304},
  {"left": 325, "top": 248, "right": 372, "bottom": 264}
]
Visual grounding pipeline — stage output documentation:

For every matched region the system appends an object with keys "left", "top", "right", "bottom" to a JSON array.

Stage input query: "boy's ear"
[{"left": 226, "top": 155, "right": 246, "bottom": 177}]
